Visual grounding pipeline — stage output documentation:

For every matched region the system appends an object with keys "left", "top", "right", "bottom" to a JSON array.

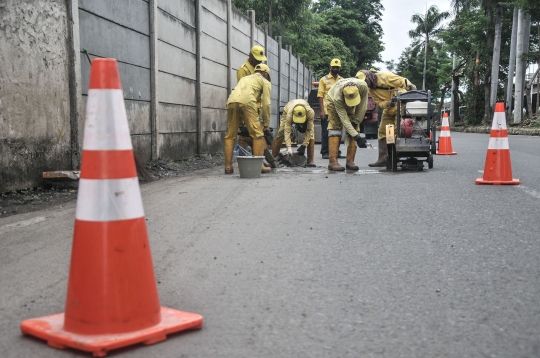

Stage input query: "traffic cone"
[
  {"left": 476, "top": 102, "right": 519, "bottom": 185},
  {"left": 436, "top": 112, "right": 457, "bottom": 155},
  {"left": 21, "top": 59, "right": 203, "bottom": 357}
]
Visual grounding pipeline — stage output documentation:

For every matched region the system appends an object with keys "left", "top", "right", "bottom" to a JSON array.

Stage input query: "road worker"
[
  {"left": 272, "top": 99, "right": 316, "bottom": 167},
  {"left": 236, "top": 45, "right": 268, "bottom": 153},
  {"left": 356, "top": 70, "right": 416, "bottom": 167},
  {"left": 326, "top": 78, "right": 368, "bottom": 171},
  {"left": 317, "top": 58, "right": 344, "bottom": 159},
  {"left": 224, "top": 64, "right": 272, "bottom": 174}
]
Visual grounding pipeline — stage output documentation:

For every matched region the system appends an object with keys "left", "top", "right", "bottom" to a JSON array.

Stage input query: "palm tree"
[{"left": 408, "top": 5, "right": 451, "bottom": 90}]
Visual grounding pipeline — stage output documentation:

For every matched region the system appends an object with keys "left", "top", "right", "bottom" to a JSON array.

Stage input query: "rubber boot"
[
  {"left": 368, "top": 139, "right": 388, "bottom": 167},
  {"left": 272, "top": 138, "right": 283, "bottom": 157},
  {"left": 346, "top": 139, "right": 359, "bottom": 170},
  {"left": 252, "top": 138, "right": 271, "bottom": 173},
  {"left": 327, "top": 136, "right": 345, "bottom": 171},
  {"left": 224, "top": 138, "right": 235, "bottom": 174},
  {"left": 306, "top": 139, "right": 316, "bottom": 167}
]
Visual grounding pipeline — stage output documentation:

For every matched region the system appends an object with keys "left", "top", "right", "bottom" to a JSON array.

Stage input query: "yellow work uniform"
[
  {"left": 326, "top": 78, "right": 368, "bottom": 138},
  {"left": 236, "top": 59, "right": 256, "bottom": 82},
  {"left": 275, "top": 99, "right": 315, "bottom": 147},
  {"left": 225, "top": 73, "right": 271, "bottom": 140},
  {"left": 368, "top": 71, "right": 414, "bottom": 139},
  {"left": 317, "top": 73, "right": 342, "bottom": 114}
]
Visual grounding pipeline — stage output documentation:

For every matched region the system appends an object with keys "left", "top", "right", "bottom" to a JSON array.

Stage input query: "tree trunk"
[
  {"left": 489, "top": 5, "right": 502, "bottom": 112},
  {"left": 452, "top": 74, "right": 461, "bottom": 122},
  {"left": 506, "top": 7, "right": 519, "bottom": 119},
  {"left": 514, "top": 10, "right": 526, "bottom": 123},
  {"left": 537, "top": 23, "right": 540, "bottom": 118},
  {"left": 483, "top": 4, "right": 494, "bottom": 124},
  {"left": 422, "top": 36, "right": 428, "bottom": 91},
  {"left": 437, "top": 83, "right": 451, "bottom": 123},
  {"left": 473, "top": 51, "right": 479, "bottom": 120},
  {"left": 268, "top": 0, "right": 273, "bottom": 38}
]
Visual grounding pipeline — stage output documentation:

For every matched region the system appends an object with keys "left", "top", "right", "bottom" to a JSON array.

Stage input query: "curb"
[{"left": 449, "top": 126, "right": 540, "bottom": 136}]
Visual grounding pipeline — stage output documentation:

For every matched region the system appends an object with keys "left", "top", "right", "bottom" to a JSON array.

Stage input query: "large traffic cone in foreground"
[
  {"left": 476, "top": 102, "right": 519, "bottom": 185},
  {"left": 21, "top": 59, "right": 203, "bottom": 357},
  {"left": 436, "top": 112, "right": 457, "bottom": 155}
]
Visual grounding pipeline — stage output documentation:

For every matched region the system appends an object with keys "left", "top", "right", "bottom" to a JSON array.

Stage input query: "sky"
[{"left": 375, "top": 0, "right": 453, "bottom": 71}]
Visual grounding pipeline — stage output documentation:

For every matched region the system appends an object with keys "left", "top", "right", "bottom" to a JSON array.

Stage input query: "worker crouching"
[
  {"left": 224, "top": 64, "right": 272, "bottom": 174},
  {"left": 325, "top": 78, "right": 368, "bottom": 171},
  {"left": 272, "top": 99, "right": 316, "bottom": 167}
]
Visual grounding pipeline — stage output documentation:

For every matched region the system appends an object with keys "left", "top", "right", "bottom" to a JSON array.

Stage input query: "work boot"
[
  {"left": 306, "top": 139, "right": 316, "bottom": 167},
  {"left": 346, "top": 139, "right": 359, "bottom": 170},
  {"left": 224, "top": 138, "right": 235, "bottom": 174},
  {"left": 368, "top": 138, "right": 388, "bottom": 167},
  {"left": 238, "top": 135, "right": 253, "bottom": 154},
  {"left": 253, "top": 138, "right": 271, "bottom": 173},
  {"left": 272, "top": 139, "right": 283, "bottom": 157},
  {"left": 327, "top": 136, "right": 345, "bottom": 171}
]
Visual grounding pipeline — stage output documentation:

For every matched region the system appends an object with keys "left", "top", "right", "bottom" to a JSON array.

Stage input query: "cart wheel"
[
  {"left": 428, "top": 154, "right": 433, "bottom": 169},
  {"left": 417, "top": 161, "right": 424, "bottom": 171},
  {"left": 431, "top": 127, "right": 437, "bottom": 154},
  {"left": 402, "top": 163, "right": 408, "bottom": 171}
]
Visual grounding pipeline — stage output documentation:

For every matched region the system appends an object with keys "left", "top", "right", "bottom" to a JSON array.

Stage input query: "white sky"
[{"left": 375, "top": 0, "right": 453, "bottom": 70}]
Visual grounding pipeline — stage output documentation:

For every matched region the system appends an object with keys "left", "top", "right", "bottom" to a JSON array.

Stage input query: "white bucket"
[{"left": 236, "top": 156, "right": 264, "bottom": 178}]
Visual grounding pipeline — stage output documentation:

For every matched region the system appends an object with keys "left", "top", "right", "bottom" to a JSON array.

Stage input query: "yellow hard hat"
[
  {"left": 251, "top": 45, "right": 267, "bottom": 61},
  {"left": 343, "top": 85, "right": 360, "bottom": 107},
  {"left": 330, "top": 58, "right": 341, "bottom": 67},
  {"left": 370, "top": 68, "right": 377, "bottom": 72},
  {"left": 255, "top": 63, "right": 271, "bottom": 81},
  {"left": 292, "top": 105, "right": 307, "bottom": 124},
  {"left": 355, "top": 71, "right": 366, "bottom": 80}
]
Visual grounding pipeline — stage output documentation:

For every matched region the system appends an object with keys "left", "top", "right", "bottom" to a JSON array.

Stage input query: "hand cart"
[{"left": 386, "top": 90, "right": 436, "bottom": 172}]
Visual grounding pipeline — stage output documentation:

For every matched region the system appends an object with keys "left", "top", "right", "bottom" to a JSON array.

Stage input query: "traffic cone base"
[
  {"left": 436, "top": 113, "right": 457, "bottom": 155},
  {"left": 21, "top": 308, "right": 203, "bottom": 358},
  {"left": 476, "top": 102, "right": 519, "bottom": 185}
]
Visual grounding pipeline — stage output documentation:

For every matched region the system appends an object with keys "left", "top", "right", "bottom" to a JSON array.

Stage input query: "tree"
[
  {"left": 408, "top": 5, "right": 451, "bottom": 91},
  {"left": 314, "top": 0, "right": 384, "bottom": 69}
]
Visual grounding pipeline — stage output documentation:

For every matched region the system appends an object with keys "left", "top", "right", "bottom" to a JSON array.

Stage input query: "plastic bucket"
[{"left": 237, "top": 156, "right": 264, "bottom": 178}]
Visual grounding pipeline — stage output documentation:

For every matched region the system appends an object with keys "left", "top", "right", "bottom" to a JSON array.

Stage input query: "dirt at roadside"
[{"left": 0, "top": 154, "right": 224, "bottom": 219}]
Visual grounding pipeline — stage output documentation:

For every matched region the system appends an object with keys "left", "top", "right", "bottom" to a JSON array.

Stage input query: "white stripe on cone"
[
  {"left": 83, "top": 89, "right": 133, "bottom": 151},
  {"left": 76, "top": 178, "right": 145, "bottom": 221},
  {"left": 491, "top": 111, "right": 507, "bottom": 130},
  {"left": 440, "top": 130, "right": 451, "bottom": 137},
  {"left": 487, "top": 137, "right": 510, "bottom": 150},
  {"left": 441, "top": 115, "right": 450, "bottom": 126}
]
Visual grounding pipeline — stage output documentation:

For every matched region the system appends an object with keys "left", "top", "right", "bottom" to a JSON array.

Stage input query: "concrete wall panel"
[
  {"left": 201, "top": 8, "right": 227, "bottom": 43},
  {"left": 158, "top": 9, "right": 196, "bottom": 53},
  {"left": 131, "top": 134, "right": 152, "bottom": 163},
  {"left": 158, "top": 0, "right": 195, "bottom": 28},
  {"left": 79, "top": 0, "right": 149, "bottom": 35},
  {"left": 159, "top": 72, "right": 196, "bottom": 106},
  {"left": 201, "top": 0, "right": 227, "bottom": 21},
  {"left": 159, "top": 132, "right": 198, "bottom": 160},
  {"left": 201, "top": 84, "right": 227, "bottom": 109},
  {"left": 201, "top": 59, "right": 227, "bottom": 88},
  {"left": 158, "top": 41, "right": 196, "bottom": 80},
  {"left": 201, "top": 131, "right": 223, "bottom": 154},
  {"left": 158, "top": 103, "right": 197, "bottom": 133},
  {"left": 231, "top": 8, "right": 250, "bottom": 34},
  {"left": 79, "top": 10, "right": 150, "bottom": 68},
  {"left": 125, "top": 100, "right": 151, "bottom": 134},
  {"left": 231, "top": 28, "right": 250, "bottom": 54},
  {"left": 201, "top": 34, "right": 227, "bottom": 67},
  {"left": 201, "top": 108, "right": 227, "bottom": 132}
]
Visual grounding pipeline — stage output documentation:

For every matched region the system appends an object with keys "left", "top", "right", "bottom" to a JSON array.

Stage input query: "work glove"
[
  {"left": 354, "top": 133, "right": 367, "bottom": 148},
  {"left": 407, "top": 84, "right": 417, "bottom": 91},
  {"left": 286, "top": 147, "right": 293, "bottom": 155},
  {"left": 386, "top": 96, "right": 397, "bottom": 108},
  {"left": 297, "top": 145, "right": 306, "bottom": 156}
]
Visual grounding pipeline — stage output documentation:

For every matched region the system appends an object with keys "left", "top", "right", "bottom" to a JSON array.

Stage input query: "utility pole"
[
  {"left": 506, "top": 7, "right": 519, "bottom": 118},
  {"left": 489, "top": 4, "right": 502, "bottom": 115},
  {"left": 514, "top": 9, "right": 525, "bottom": 123}
]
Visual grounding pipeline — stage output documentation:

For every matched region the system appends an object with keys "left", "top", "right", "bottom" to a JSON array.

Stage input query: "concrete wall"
[
  {"left": 0, "top": 0, "right": 316, "bottom": 192},
  {"left": 0, "top": 0, "right": 72, "bottom": 192}
]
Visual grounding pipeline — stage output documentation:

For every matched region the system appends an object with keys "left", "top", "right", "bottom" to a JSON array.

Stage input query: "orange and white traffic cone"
[
  {"left": 436, "top": 112, "right": 457, "bottom": 155},
  {"left": 476, "top": 102, "right": 519, "bottom": 185},
  {"left": 21, "top": 59, "right": 203, "bottom": 357}
]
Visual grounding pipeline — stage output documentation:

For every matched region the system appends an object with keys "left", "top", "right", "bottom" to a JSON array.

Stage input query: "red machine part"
[{"left": 400, "top": 118, "right": 414, "bottom": 138}]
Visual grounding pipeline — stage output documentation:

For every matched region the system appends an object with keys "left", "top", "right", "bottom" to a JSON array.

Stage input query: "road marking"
[
  {"left": 516, "top": 185, "right": 540, "bottom": 200},
  {"left": 0, "top": 216, "right": 47, "bottom": 235}
]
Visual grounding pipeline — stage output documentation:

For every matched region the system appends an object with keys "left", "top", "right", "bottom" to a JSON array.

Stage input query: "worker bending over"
[
  {"left": 224, "top": 64, "right": 272, "bottom": 174},
  {"left": 236, "top": 45, "right": 268, "bottom": 152},
  {"left": 326, "top": 78, "right": 368, "bottom": 171},
  {"left": 272, "top": 99, "right": 316, "bottom": 167},
  {"left": 356, "top": 70, "right": 416, "bottom": 167}
]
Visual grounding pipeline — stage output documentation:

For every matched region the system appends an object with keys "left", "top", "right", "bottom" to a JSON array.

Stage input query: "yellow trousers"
[{"left": 225, "top": 103, "right": 264, "bottom": 140}]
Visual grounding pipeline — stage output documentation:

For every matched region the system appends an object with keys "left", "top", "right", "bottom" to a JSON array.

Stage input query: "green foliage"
[{"left": 301, "top": 33, "right": 356, "bottom": 78}]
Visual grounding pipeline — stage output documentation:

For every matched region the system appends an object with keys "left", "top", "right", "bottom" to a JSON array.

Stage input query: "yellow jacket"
[
  {"left": 226, "top": 73, "right": 272, "bottom": 127},
  {"left": 317, "top": 73, "right": 342, "bottom": 114},
  {"left": 369, "top": 71, "right": 414, "bottom": 116},
  {"left": 281, "top": 99, "right": 315, "bottom": 147},
  {"left": 327, "top": 78, "right": 368, "bottom": 137},
  {"left": 236, "top": 59, "right": 255, "bottom": 81}
]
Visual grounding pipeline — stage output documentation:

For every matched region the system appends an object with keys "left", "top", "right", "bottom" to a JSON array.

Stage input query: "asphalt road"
[{"left": 1, "top": 132, "right": 539, "bottom": 358}]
